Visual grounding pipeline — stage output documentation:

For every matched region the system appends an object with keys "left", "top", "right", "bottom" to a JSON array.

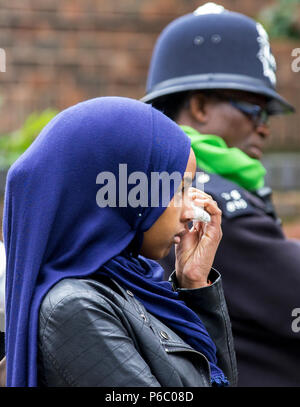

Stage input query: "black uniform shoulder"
[{"left": 193, "top": 171, "right": 257, "bottom": 219}]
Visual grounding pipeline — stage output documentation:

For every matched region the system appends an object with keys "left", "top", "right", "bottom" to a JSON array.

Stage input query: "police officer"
[{"left": 142, "top": 3, "right": 300, "bottom": 386}]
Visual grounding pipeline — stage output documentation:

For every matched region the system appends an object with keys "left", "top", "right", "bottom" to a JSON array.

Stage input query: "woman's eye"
[
  {"left": 182, "top": 185, "right": 191, "bottom": 194},
  {"left": 181, "top": 186, "right": 189, "bottom": 195}
]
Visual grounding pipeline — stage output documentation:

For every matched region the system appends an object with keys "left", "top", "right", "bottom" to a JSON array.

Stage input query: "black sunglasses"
[
  {"left": 209, "top": 92, "right": 269, "bottom": 127},
  {"left": 229, "top": 99, "right": 269, "bottom": 127}
]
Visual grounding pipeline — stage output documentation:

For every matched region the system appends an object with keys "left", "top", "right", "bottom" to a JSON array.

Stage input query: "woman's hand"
[{"left": 175, "top": 188, "right": 222, "bottom": 289}]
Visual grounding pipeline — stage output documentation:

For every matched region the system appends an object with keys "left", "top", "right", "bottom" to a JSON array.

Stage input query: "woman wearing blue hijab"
[{"left": 3, "top": 97, "right": 237, "bottom": 387}]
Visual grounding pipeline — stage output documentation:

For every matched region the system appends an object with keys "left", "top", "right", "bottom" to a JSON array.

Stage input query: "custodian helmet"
[{"left": 142, "top": 3, "right": 294, "bottom": 115}]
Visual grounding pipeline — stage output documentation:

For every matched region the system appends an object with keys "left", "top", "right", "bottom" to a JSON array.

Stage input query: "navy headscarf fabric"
[{"left": 3, "top": 96, "right": 227, "bottom": 386}]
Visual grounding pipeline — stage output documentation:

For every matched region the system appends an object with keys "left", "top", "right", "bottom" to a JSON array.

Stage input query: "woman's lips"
[
  {"left": 174, "top": 236, "right": 181, "bottom": 244},
  {"left": 174, "top": 229, "right": 187, "bottom": 244}
]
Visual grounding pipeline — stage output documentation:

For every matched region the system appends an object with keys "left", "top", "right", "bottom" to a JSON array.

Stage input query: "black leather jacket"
[{"left": 38, "top": 268, "right": 238, "bottom": 387}]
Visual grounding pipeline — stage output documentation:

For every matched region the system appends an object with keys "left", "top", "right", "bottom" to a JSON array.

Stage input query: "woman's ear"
[{"left": 189, "top": 93, "right": 209, "bottom": 124}]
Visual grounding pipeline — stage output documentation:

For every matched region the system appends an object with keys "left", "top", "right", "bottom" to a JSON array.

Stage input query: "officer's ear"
[{"left": 189, "top": 93, "right": 209, "bottom": 124}]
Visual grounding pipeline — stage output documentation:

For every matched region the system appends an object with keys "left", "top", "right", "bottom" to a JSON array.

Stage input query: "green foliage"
[
  {"left": 0, "top": 109, "right": 58, "bottom": 169},
  {"left": 258, "top": 0, "right": 300, "bottom": 39}
]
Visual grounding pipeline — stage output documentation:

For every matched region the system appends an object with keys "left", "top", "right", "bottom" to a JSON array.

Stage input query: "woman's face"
[{"left": 140, "top": 148, "right": 196, "bottom": 260}]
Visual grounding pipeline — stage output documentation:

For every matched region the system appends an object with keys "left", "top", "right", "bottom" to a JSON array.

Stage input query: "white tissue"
[{"left": 192, "top": 202, "right": 211, "bottom": 223}]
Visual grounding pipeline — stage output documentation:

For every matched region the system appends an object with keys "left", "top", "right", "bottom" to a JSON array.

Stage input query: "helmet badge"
[
  {"left": 193, "top": 2, "right": 225, "bottom": 16},
  {"left": 256, "top": 22, "right": 277, "bottom": 86}
]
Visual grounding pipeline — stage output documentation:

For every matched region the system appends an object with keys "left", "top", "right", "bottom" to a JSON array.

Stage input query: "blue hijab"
[{"left": 3, "top": 97, "right": 228, "bottom": 386}]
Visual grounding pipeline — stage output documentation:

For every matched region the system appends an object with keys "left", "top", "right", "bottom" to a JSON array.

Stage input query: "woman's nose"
[{"left": 181, "top": 197, "right": 194, "bottom": 222}]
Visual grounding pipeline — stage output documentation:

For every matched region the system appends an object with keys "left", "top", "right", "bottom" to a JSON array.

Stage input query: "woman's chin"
[
  {"left": 156, "top": 244, "right": 173, "bottom": 260},
  {"left": 146, "top": 246, "right": 171, "bottom": 261},
  {"left": 140, "top": 239, "right": 174, "bottom": 260}
]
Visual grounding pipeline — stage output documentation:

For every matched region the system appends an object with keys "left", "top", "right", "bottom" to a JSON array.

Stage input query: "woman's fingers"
[
  {"left": 188, "top": 186, "right": 222, "bottom": 220},
  {"left": 188, "top": 187, "right": 213, "bottom": 201},
  {"left": 193, "top": 197, "right": 222, "bottom": 218},
  {"left": 188, "top": 187, "right": 223, "bottom": 243},
  {"left": 175, "top": 188, "right": 223, "bottom": 289}
]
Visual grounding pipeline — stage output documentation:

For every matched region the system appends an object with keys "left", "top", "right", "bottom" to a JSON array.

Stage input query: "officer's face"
[
  {"left": 186, "top": 90, "right": 270, "bottom": 160},
  {"left": 140, "top": 148, "right": 196, "bottom": 260}
]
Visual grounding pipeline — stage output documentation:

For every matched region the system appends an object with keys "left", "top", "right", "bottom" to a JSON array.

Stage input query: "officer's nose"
[{"left": 256, "top": 122, "right": 270, "bottom": 140}]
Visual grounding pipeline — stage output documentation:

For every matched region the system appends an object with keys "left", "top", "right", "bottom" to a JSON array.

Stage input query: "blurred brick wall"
[{"left": 0, "top": 0, "right": 299, "bottom": 150}]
